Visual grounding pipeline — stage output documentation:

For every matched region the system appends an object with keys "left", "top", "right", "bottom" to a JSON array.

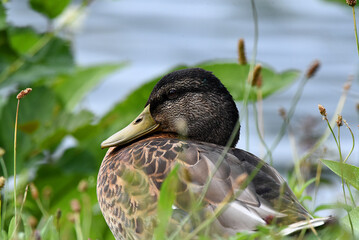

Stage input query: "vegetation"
[{"left": 0, "top": 0, "right": 358, "bottom": 239}]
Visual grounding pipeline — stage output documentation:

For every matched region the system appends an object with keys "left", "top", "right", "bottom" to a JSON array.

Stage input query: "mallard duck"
[{"left": 97, "top": 68, "right": 331, "bottom": 240}]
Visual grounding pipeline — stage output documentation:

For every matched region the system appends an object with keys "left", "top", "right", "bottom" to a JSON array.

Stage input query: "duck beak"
[{"left": 101, "top": 105, "right": 160, "bottom": 149}]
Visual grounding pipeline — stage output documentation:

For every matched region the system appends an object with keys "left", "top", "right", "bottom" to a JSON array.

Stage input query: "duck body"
[{"left": 97, "top": 68, "right": 329, "bottom": 239}]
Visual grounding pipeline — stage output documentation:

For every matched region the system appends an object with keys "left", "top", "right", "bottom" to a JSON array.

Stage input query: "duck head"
[{"left": 101, "top": 68, "right": 240, "bottom": 148}]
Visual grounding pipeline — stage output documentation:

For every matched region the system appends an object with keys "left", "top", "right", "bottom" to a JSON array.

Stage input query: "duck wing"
[{"left": 170, "top": 140, "right": 313, "bottom": 234}]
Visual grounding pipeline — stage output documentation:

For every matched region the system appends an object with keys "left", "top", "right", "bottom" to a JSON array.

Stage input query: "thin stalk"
[
  {"left": 352, "top": 6, "right": 359, "bottom": 56},
  {"left": 300, "top": 80, "right": 349, "bottom": 162},
  {"left": 74, "top": 213, "right": 83, "bottom": 240},
  {"left": 13, "top": 99, "right": 20, "bottom": 226},
  {"left": 326, "top": 120, "right": 354, "bottom": 236},
  {"left": 264, "top": 75, "right": 309, "bottom": 162},
  {"left": 252, "top": 103, "right": 271, "bottom": 157},
  {"left": 0, "top": 156, "right": 8, "bottom": 232},
  {"left": 241, "top": 0, "right": 259, "bottom": 150},
  {"left": 343, "top": 120, "right": 355, "bottom": 163}
]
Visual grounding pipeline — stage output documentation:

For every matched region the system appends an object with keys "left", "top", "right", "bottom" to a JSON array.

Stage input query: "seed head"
[
  {"left": 318, "top": 104, "right": 327, "bottom": 120},
  {"left": 28, "top": 216, "right": 38, "bottom": 229},
  {"left": 336, "top": 115, "right": 343, "bottom": 127},
  {"left": 278, "top": 107, "right": 287, "bottom": 119},
  {"left": 0, "top": 147, "right": 4, "bottom": 157},
  {"left": 306, "top": 60, "right": 320, "bottom": 79},
  {"left": 56, "top": 208, "right": 62, "bottom": 220},
  {"left": 0, "top": 176, "right": 5, "bottom": 189},
  {"left": 16, "top": 88, "right": 32, "bottom": 100},
  {"left": 249, "top": 64, "right": 262, "bottom": 87},
  {"left": 238, "top": 38, "right": 247, "bottom": 65},
  {"left": 346, "top": 0, "right": 356, "bottom": 6},
  {"left": 71, "top": 199, "right": 81, "bottom": 213},
  {"left": 78, "top": 180, "right": 89, "bottom": 192},
  {"left": 30, "top": 183, "right": 39, "bottom": 200}
]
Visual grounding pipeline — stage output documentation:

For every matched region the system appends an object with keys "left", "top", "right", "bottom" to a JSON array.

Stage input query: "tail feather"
[{"left": 280, "top": 216, "right": 335, "bottom": 236}]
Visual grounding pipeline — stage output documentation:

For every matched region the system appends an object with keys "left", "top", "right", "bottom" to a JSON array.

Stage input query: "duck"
[{"left": 97, "top": 68, "right": 331, "bottom": 240}]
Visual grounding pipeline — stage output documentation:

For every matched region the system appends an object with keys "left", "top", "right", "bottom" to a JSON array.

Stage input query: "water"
[{"left": 5, "top": 0, "right": 359, "bottom": 214}]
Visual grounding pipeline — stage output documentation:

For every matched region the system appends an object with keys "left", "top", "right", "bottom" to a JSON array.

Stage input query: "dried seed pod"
[
  {"left": 306, "top": 60, "right": 320, "bottom": 79},
  {"left": 16, "top": 88, "right": 32, "bottom": 100},
  {"left": 238, "top": 38, "right": 247, "bottom": 65},
  {"left": 346, "top": 0, "right": 356, "bottom": 6}
]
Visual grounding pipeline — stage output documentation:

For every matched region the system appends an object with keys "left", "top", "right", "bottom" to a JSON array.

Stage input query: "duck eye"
[{"left": 167, "top": 89, "right": 178, "bottom": 100}]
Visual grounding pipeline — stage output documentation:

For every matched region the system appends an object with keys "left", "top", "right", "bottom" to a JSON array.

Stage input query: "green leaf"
[
  {"left": 30, "top": 0, "right": 72, "bottom": 19},
  {"left": 197, "top": 62, "right": 300, "bottom": 101},
  {"left": 1, "top": 36, "right": 75, "bottom": 87},
  {"left": 153, "top": 164, "right": 180, "bottom": 240},
  {"left": 40, "top": 216, "right": 59, "bottom": 240},
  {"left": 0, "top": 3, "right": 6, "bottom": 30},
  {"left": 341, "top": 207, "right": 359, "bottom": 237},
  {"left": 7, "top": 26, "right": 41, "bottom": 55},
  {"left": 322, "top": 0, "right": 348, "bottom": 6},
  {"left": 53, "top": 63, "right": 126, "bottom": 111},
  {"left": 321, "top": 159, "right": 359, "bottom": 190},
  {"left": 7, "top": 216, "right": 15, "bottom": 239}
]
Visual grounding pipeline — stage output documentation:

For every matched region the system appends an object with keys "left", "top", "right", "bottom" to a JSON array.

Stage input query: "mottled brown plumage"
[{"left": 97, "top": 68, "right": 330, "bottom": 240}]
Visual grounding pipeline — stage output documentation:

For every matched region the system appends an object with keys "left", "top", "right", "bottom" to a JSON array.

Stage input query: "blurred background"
[{"left": 0, "top": 0, "right": 358, "bottom": 239}]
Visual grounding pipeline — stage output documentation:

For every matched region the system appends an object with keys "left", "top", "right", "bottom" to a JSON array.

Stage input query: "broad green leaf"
[
  {"left": 0, "top": 3, "right": 6, "bottom": 30},
  {"left": 53, "top": 63, "right": 126, "bottom": 111},
  {"left": 153, "top": 164, "right": 179, "bottom": 240},
  {"left": 321, "top": 159, "right": 359, "bottom": 190},
  {"left": 7, "top": 216, "right": 15, "bottom": 239},
  {"left": 341, "top": 207, "right": 359, "bottom": 237},
  {"left": 7, "top": 26, "right": 41, "bottom": 55},
  {"left": 197, "top": 62, "right": 300, "bottom": 101},
  {"left": 1, "top": 37, "right": 75, "bottom": 87},
  {"left": 30, "top": 0, "right": 72, "bottom": 19}
]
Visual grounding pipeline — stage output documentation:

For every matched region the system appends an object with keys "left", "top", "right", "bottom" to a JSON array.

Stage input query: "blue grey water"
[{"left": 6, "top": 0, "right": 359, "bottom": 215}]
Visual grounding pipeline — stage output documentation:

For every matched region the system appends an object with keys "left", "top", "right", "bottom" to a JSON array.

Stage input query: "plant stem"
[
  {"left": 13, "top": 99, "right": 20, "bottom": 226},
  {"left": 0, "top": 156, "right": 8, "bottom": 232},
  {"left": 352, "top": 6, "right": 359, "bottom": 56}
]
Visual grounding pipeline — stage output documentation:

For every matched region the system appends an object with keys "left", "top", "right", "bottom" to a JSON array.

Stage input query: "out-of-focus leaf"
[
  {"left": 153, "top": 164, "right": 179, "bottom": 240},
  {"left": 341, "top": 207, "right": 359, "bottom": 237},
  {"left": 53, "top": 63, "right": 126, "bottom": 111},
  {"left": 0, "top": 3, "right": 6, "bottom": 30},
  {"left": 7, "top": 216, "right": 15, "bottom": 239},
  {"left": 322, "top": 0, "right": 347, "bottom": 5},
  {"left": 2, "top": 37, "right": 75, "bottom": 87},
  {"left": 8, "top": 26, "right": 41, "bottom": 55},
  {"left": 321, "top": 159, "right": 359, "bottom": 190},
  {"left": 57, "top": 147, "right": 97, "bottom": 174},
  {"left": 197, "top": 62, "right": 300, "bottom": 101},
  {"left": 30, "top": 0, "right": 72, "bottom": 19},
  {"left": 40, "top": 216, "right": 59, "bottom": 240}
]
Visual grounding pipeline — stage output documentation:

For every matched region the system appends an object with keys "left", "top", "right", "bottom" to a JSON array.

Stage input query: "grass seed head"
[
  {"left": 238, "top": 38, "right": 247, "bottom": 65},
  {"left": 56, "top": 208, "right": 62, "bottom": 220},
  {"left": 30, "top": 182, "right": 39, "bottom": 200},
  {"left": 78, "top": 179, "right": 89, "bottom": 192},
  {"left": 71, "top": 199, "right": 81, "bottom": 213},
  {"left": 0, "top": 147, "right": 5, "bottom": 157},
  {"left": 346, "top": 0, "right": 357, "bottom": 6},
  {"left": 318, "top": 104, "right": 327, "bottom": 120},
  {"left": 336, "top": 115, "right": 343, "bottom": 127},
  {"left": 16, "top": 88, "right": 32, "bottom": 100},
  {"left": 250, "top": 64, "right": 262, "bottom": 87},
  {"left": 0, "top": 176, "right": 5, "bottom": 189},
  {"left": 306, "top": 60, "right": 320, "bottom": 79}
]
